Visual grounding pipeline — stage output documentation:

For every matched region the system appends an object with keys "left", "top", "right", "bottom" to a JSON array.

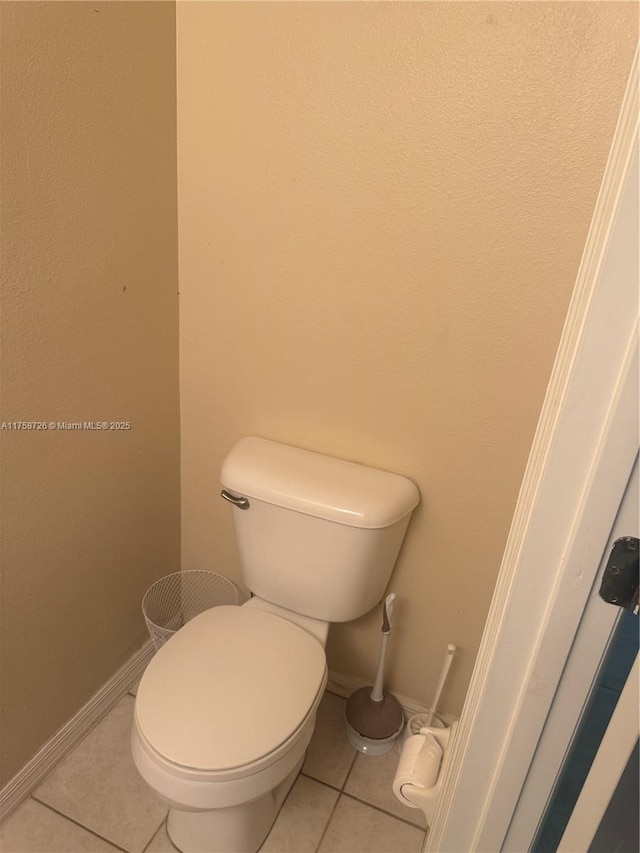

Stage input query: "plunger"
[{"left": 345, "top": 594, "right": 404, "bottom": 755}]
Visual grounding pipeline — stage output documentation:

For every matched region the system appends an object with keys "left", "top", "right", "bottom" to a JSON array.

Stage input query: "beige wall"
[
  {"left": 178, "top": 2, "right": 637, "bottom": 716},
  {"left": 0, "top": 2, "right": 179, "bottom": 786}
]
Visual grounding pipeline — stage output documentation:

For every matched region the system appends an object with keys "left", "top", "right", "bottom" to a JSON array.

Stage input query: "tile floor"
[{"left": 0, "top": 690, "right": 426, "bottom": 853}]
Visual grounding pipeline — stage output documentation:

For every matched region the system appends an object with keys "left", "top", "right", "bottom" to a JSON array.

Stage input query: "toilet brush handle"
[{"left": 426, "top": 644, "right": 456, "bottom": 727}]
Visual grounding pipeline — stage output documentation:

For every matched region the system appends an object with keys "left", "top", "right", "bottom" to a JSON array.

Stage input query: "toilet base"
[{"left": 166, "top": 757, "right": 303, "bottom": 853}]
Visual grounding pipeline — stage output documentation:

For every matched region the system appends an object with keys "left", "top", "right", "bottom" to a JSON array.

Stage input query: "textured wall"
[
  {"left": 0, "top": 2, "right": 179, "bottom": 785},
  {"left": 177, "top": 1, "right": 637, "bottom": 716}
]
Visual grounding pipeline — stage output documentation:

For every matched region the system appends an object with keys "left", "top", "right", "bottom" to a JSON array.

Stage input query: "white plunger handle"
[
  {"left": 371, "top": 634, "right": 389, "bottom": 702},
  {"left": 383, "top": 593, "right": 395, "bottom": 632},
  {"left": 371, "top": 594, "right": 396, "bottom": 702},
  {"left": 426, "top": 644, "right": 456, "bottom": 727}
]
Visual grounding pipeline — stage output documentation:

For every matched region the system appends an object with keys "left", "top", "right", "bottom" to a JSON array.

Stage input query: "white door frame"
[{"left": 425, "top": 48, "right": 639, "bottom": 853}]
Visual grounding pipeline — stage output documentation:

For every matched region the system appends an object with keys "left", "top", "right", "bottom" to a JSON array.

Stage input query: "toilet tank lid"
[{"left": 220, "top": 437, "right": 420, "bottom": 529}]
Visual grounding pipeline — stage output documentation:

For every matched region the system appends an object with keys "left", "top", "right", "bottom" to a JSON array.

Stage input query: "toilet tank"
[{"left": 220, "top": 437, "right": 419, "bottom": 622}]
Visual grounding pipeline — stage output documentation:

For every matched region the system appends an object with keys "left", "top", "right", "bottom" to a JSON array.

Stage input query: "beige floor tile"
[
  {"left": 34, "top": 695, "right": 167, "bottom": 853},
  {"left": 318, "top": 795, "right": 425, "bottom": 853},
  {"left": 344, "top": 746, "right": 426, "bottom": 828},
  {"left": 262, "top": 775, "right": 339, "bottom": 853},
  {"left": 0, "top": 798, "right": 119, "bottom": 852},
  {"left": 144, "top": 822, "right": 179, "bottom": 852},
  {"left": 302, "top": 692, "right": 356, "bottom": 788}
]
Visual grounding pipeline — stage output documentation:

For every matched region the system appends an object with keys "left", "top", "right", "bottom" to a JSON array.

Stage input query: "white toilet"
[{"left": 131, "top": 437, "right": 419, "bottom": 853}]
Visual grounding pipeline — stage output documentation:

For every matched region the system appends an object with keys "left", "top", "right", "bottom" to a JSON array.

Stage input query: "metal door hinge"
[{"left": 599, "top": 536, "right": 639, "bottom": 614}]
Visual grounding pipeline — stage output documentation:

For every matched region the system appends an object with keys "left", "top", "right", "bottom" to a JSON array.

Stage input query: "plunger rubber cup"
[{"left": 345, "top": 687, "right": 404, "bottom": 755}]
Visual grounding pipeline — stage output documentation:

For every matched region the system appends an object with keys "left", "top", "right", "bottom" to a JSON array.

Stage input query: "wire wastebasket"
[{"left": 142, "top": 570, "right": 244, "bottom": 651}]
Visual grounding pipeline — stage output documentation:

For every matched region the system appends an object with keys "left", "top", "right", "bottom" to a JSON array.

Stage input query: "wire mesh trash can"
[{"left": 142, "top": 570, "right": 244, "bottom": 651}]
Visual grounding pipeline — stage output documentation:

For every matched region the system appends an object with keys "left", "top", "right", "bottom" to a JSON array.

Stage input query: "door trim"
[{"left": 425, "top": 47, "right": 639, "bottom": 853}]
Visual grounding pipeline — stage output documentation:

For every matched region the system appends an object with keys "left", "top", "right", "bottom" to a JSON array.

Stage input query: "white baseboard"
[
  {"left": 0, "top": 640, "right": 155, "bottom": 822},
  {"left": 327, "top": 669, "right": 457, "bottom": 726}
]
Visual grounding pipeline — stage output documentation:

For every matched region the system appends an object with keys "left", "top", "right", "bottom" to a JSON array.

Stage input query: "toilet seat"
[{"left": 135, "top": 606, "right": 327, "bottom": 777}]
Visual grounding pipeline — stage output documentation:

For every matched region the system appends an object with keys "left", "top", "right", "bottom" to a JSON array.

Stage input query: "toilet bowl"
[
  {"left": 132, "top": 603, "right": 327, "bottom": 853},
  {"left": 131, "top": 436, "right": 420, "bottom": 853}
]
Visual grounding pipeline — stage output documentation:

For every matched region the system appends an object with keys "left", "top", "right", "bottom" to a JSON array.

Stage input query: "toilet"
[{"left": 131, "top": 437, "right": 419, "bottom": 853}]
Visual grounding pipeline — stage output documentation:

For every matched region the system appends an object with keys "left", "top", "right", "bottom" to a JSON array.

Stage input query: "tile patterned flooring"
[{"left": 0, "top": 690, "right": 426, "bottom": 853}]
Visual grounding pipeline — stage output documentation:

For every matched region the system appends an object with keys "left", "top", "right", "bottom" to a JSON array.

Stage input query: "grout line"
[
  {"left": 313, "top": 787, "right": 343, "bottom": 853},
  {"left": 299, "top": 771, "right": 343, "bottom": 793},
  {"left": 140, "top": 815, "right": 171, "bottom": 853},
  {"left": 302, "top": 750, "right": 425, "bottom": 831},
  {"left": 340, "top": 748, "right": 358, "bottom": 792},
  {"left": 30, "top": 796, "right": 131, "bottom": 853},
  {"left": 300, "top": 739, "right": 357, "bottom": 795},
  {"left": 339, "top": 791, "right": 427, "bottom": 832}
]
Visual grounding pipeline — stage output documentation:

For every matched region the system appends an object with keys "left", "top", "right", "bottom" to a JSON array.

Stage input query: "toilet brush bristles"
[{"left": 346, "top": 686, "right": 404, "bottom": 739}]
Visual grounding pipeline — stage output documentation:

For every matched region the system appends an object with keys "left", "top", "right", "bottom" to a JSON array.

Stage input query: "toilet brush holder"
[
  {"left": 402, "top": 644, "right": 456, "bottom": 743},
  {"left": 403, "top": 713, "right": 445, "bottom": 745}
]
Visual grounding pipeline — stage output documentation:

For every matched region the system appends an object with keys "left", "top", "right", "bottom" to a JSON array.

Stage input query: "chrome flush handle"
[{"left": 220, "top": 489, "right": 250, "bottom": 510}]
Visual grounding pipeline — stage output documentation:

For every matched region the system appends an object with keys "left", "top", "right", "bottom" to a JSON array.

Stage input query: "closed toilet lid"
[{"left": 135, "top": 605, "right": 327, "bottom": 772}]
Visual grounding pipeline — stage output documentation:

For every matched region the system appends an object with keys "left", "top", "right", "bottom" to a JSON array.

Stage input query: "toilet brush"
[
  {"left": 407, "top": 643, "right": 457, "bottom": 735},
  {"left": 425, "top": 644, "right": 456, "bottom": 727},
  {"left": 345, "top": 594, "right": 404, "bottom": 755}
]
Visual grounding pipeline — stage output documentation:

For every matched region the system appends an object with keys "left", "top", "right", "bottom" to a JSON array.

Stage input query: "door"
[
  {"left": 504, "top": 460, "right": 639, "bottom": 851},
  {"left": 557, "top": 655, "right": 638, "bottom": 853}
]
